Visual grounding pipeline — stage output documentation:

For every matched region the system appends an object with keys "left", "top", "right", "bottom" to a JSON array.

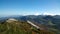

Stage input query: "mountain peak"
[{"left": 6, "top": 18, "right": 18, "bottom": 23}]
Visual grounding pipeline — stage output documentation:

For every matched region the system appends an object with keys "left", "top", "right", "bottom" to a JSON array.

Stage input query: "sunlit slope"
[{"left": 0, "top": 18, "right": 55, "bottom": 34}]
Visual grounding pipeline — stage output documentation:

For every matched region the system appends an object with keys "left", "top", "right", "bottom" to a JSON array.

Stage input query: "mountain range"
[{"left": 0, "top": 15, "right": 60, "bottom": 34}]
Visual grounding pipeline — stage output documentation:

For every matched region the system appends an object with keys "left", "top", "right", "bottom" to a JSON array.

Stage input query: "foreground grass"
[{"left": 0, "top": 20, "right": 55, "bottom": 34}]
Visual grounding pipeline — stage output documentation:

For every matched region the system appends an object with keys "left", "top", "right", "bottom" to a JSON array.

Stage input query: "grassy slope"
[{"left": 0, "top": 20, "right": 55, "bottom": 34}]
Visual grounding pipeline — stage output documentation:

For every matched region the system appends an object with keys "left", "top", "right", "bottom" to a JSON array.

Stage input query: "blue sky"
[{"left": 0, "top": 0, "right": 60, "bottom": 16}]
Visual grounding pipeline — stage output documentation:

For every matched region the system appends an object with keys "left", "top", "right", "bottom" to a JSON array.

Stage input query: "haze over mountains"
[{"left": 0, "top": 15, "right": 60, "bottom": 34}]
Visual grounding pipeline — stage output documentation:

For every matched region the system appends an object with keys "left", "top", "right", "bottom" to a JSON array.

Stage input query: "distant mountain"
[{"left": 0, "top": 15, "right": 60, "bottom": 34}]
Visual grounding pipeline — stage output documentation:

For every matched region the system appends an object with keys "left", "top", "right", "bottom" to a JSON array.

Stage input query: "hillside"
[{"left": 0, "top": 18, "right": 55, "bottom": 34}]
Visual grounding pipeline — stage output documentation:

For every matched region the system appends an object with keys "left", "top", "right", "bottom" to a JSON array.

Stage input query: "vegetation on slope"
[{"left": 0, "top": 18, "right": 55, "bottom": 34}]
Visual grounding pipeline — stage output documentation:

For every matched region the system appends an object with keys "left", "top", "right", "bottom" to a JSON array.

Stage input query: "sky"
[{"left": 0, "top": 0, "right": 60, "bottom": 16}]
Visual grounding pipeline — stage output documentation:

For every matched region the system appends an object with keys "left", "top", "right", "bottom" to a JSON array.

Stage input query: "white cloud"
[
  {"left": 34, "top": 12, "right": 40, "bottom": 16},
  {"left": 42, "top": 12, "right": 56, "bottom": 16}
]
